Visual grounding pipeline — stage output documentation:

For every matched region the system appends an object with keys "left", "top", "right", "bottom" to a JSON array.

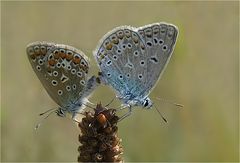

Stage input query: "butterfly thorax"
[
  {"left": 56, "top": 107, "right": 67, "bottom": 117},
  {"left": 119, "top": 94, "right": 153, "bottom": 109}
]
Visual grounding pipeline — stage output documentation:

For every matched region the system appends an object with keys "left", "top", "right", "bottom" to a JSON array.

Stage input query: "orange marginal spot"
[
  {"left": 66, "top": 54, "right": 73, "bottom": 61},
  {"left": 59, "top": 52, "right": 66, "bottom": 59},
  {"left": 41, "top": 52, "right": 47, "bottom": 56},
  {"left": 34, "top": 47, "right": 40, "bottom": 56},
  {"left": 54, "top": 53, "right": 60, "bottom": 59},
  {"left": 48, "top": 59, "right": 56, "bottom": 66},
  {"left": 73, "top": 57, "right": 81, "bottom": 64},
  {"left": 30, "top": 54, "right": 36, "bottom": 60},
  {"left": 35, "top": 52, "right": 40, "bottom": 56},
  {"left": 40, "top": 48, "right": 47, "bottom": 56},
  {"left": 106, "top": 43, "right": 112, "bottom": 50}
]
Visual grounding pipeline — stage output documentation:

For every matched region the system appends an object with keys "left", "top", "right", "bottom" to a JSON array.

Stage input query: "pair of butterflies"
[{"left": 26, "top": 22, "right": 178, "bottom": 122}]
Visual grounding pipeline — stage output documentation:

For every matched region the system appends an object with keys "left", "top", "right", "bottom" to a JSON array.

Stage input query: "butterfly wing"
[
  {"left": 26, "top": 42, "right": 90, "bottom": 108},
  {"left": 94, "top": 26, "right": 148, "bottom": 99},
  {"left": 137, "top": 23, "right": 178, "bottom": 97}
]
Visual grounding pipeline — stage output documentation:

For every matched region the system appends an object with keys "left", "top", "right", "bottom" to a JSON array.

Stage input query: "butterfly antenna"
[
  {"left": 155, "top": 97, "right": 184, "bottom": 108},
  {"left": 35, "top": 109, "right": 57, "bottom": 130},
  {"left": 153, "top": 105, "right": 168, "bottom": 123},
  {"left": 39, "top": 108, "right": 57, "bottom": 116},
  {"left": 105, "top": 97, "right": 116, "bottom": 107}
]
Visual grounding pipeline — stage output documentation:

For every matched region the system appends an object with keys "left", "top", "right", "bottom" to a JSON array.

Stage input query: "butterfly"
[
  {"left": 93, "top": 22, "right": 178, "bottom": 118},
  {"left": 26, "top": 42, "right": 100, "bottom": 124}
]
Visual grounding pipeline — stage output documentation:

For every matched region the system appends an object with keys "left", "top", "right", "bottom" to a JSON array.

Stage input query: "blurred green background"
[{"left": 1, "top": 1, "right": 239, "bottom": 162}]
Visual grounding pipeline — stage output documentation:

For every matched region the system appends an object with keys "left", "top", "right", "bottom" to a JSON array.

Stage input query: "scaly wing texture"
[
  {"left": 94, "top": 27, "right": 149, "bottom": 99},
  {"left": 26, "top": 42, "right": 90, "bottom": 108},
  {"left": 137, "top": 23, "right": 178, "bottom": 97}
]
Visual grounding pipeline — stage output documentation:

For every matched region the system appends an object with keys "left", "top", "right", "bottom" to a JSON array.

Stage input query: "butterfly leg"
[
  {"left": 105, "top": 96, "right": 116, "bottom": 107},
  {"left": 118, "top": 105, "right": 132, "bottom": 122}
]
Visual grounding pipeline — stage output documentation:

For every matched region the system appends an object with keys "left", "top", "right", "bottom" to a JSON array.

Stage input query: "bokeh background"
[{"left": 1, "top": 1, "right": 239, "bottom": 162}]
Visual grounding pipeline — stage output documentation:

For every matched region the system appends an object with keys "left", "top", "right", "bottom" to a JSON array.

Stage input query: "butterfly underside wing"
[
  {"left": 94, "top": 23, "right": 178, "bottom": 102},
  {"left": 94, "top": 27, "right": 147, "bottom": 99},
  {"left": 26, "top": 42, "right": 94, "bottom": 113},
  {"left": 137, "top": 23, "right": 178, "bottom": 96}
]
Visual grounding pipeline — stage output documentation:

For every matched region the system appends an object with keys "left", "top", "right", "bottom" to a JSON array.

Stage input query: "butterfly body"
[
  {"left": 94, "top": 22, "right": 178, "bottom": 109},
  {"left": 27, "top": 42, "right": 99, "bottom": 119}
]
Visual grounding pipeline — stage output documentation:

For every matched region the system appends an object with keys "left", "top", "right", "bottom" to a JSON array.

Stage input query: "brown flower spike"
[{"left": 78, "top": 103, "right": 123, "bottom": 162}]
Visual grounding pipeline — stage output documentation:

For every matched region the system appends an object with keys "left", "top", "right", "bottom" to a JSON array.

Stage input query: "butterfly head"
[
  {"left": 56, "top": 108, "right": 67, "bottom": 117},
  {"left": 142, "top": 97, "right": 153, "bottom": 109}
]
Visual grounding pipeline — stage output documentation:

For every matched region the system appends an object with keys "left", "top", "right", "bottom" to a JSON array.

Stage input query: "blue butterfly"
[{"left": 93, "top": 23, "right": 178, "bottom": 118}]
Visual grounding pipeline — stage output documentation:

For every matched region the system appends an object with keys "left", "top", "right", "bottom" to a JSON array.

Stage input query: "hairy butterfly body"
[
  {"left": 94, "top": 22, "right": 178, "bottom": 111},
  {"left": 27, "top": 42, "right": 99, "bottom": 119}
]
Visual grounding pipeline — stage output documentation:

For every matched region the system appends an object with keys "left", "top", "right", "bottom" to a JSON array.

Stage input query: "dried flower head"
[{"left": 78, "top": 103, "right": 123, "bottom": 162}]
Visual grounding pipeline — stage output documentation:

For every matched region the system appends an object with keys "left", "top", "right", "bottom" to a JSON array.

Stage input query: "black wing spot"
[
  {"left": 153, "top": 38, "right": 158, "bottom": 44},
  {"left": 107, "top": 73, "right": 111, "bottom": 77},
  {"left": 119, "top": 75, "right": 123, "bottom": 79},
  {"left": 146, "top": 42, "right": 152, "bottom": 47},
  {"left": 150, "top": 57, "right": 158, "bottom": 63},
  {"left": 107, "top": 60, "right": 112, "bottom": 65},
  {"left": 162, "top": 45, "right": 168, "bottom": 51},
  {"left": 159, "top": 39, "right": 164, "bottom": 45}
]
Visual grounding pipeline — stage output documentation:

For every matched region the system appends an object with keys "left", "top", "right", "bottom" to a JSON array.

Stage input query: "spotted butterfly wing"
[
  {"left": 94, "top": 23, "right": 178, "bottom": 107},
  {"left": 137, "top": 23, "right": 178, "bottom": 96},
  {"left": 94, "top": 27, "right": 149, "bottom": 101},
  {"left": 27, "top": 42, "right": 98, "bottom": 117}
]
